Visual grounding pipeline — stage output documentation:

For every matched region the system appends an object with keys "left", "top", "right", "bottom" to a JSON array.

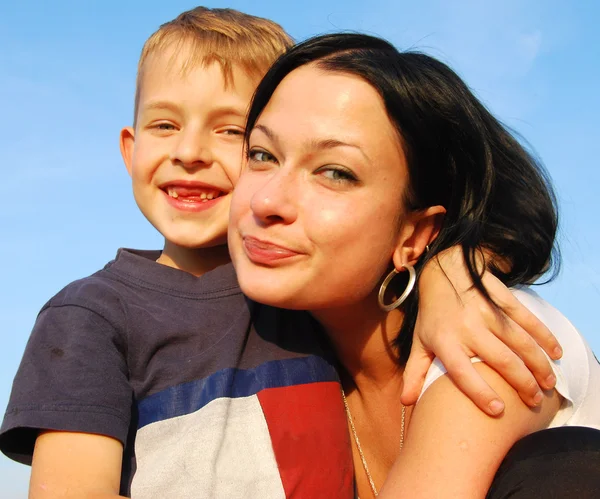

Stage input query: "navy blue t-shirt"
[{"left": 0, "top": 249, "right": 354, "bottom": 497}]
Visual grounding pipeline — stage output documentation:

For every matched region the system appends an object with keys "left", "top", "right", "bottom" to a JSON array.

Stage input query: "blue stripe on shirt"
[{"left": 137, "top": 355, "right": 339, "bottom": 428}]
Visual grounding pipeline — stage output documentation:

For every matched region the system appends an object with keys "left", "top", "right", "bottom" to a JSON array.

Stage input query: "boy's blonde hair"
[{"left": 134, "top": 7, "right": 294, "bottom": 123}]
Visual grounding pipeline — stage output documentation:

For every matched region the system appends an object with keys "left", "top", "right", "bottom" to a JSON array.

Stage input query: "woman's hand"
[{"left": 402, "top": 246, "right": 562, "bottom": 415}]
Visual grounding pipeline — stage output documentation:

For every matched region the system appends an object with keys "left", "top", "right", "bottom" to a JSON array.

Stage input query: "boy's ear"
[
  {"left": 120, "top": 127, "right": 135, "bottom": 177},
  {"left": 392, "top": 205, "right": 446, "bottom": 269}
]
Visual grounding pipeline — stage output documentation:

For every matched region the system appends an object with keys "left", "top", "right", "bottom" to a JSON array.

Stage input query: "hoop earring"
[{"left": 377, "top": 264, "right": 416, "bottom": 312}]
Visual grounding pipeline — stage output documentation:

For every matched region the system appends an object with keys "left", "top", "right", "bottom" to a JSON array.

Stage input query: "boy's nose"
[{"left": 170, "top": 131, "right": 213, "bottom": 168}]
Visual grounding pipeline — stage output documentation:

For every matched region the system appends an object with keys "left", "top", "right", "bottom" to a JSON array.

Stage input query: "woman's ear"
[{"left": 393, "top": 205, "right": 446, "bottom": 268}]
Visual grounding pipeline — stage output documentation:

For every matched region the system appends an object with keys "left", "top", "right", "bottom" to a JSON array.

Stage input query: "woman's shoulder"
[
  {"left": 422, "top": 287, "right": 600, "bottom": 429},
  {"left": 510, "top": 288, "right": 583, "bottom": 348},
  {"left": 512, "top": 288, "right": 600, "bottom": 429}
]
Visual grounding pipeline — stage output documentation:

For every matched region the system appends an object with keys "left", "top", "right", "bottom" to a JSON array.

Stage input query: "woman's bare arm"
[{"left": 380, "top": 362, "right": 561, "bottom": 498}]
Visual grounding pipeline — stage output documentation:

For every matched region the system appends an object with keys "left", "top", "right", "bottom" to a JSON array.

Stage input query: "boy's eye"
[
  {"left": 221, "top": 127, "right": 244, "bottom": 136},
  {"left": 315, "top": 166, "right": 358, "bottom": 184},
  {"left": 248, "top": 148, "right": 277, "bottom": 164},
  {"left": 155, "top": 123, "right": 176, "bottom": 131}
]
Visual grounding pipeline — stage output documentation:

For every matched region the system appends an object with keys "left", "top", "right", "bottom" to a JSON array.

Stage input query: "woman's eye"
[
  {"left": 248, "top": 148, "right": 277, "bottom": 164},
  {"left": 317, "top": 167, "right": 358, "bottom": 183}
]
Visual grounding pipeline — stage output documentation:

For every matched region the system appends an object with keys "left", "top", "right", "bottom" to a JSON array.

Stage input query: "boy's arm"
[
  {"left": 30, "top": 431, "right": 125, "bottom": 499},
  {"left": 404, "top": 246, "right": 561, "bottom": 415},
  {"left": 0, "top": 295, "right": 132, "bottom": 496},
  {"left": 379, "top": 362, "right": 561, "bottom": 499}
]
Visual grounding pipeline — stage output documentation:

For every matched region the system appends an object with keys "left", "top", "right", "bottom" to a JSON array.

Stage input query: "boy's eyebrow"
[
  {"left": 253, "top": 124, "right": 370, "bottom": 162},
  {"left": 141, "top": 101, "right": 246, "bottom": 119},
  {"left": 207, "top": 106, "right": 247, "bottom": 119},
  {"left": 141, "top": 101, "right": 181, "bottom": 114}
]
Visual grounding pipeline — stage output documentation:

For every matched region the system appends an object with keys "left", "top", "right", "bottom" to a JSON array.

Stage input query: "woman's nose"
[{"left": 250, "top": 170, "right": 298, "bottom": 225}]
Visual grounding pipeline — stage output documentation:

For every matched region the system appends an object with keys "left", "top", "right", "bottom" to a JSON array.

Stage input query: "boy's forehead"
[
  {"left": 141, "top": 42, "right": 260, "bottom": 87},
  {"left": 143, "top": 42, "right": 198, "bottom": 75},
  {"left": 138, "top": 44, "right": 260, "bottom": 107}
]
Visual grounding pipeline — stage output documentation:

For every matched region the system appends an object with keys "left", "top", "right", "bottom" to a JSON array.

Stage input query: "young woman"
[{"left": 229, "top": 33, "right": 600, "bottom": 498}]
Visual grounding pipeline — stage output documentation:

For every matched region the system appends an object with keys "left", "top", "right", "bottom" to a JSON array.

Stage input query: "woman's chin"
[
  {"left": 242, "top": 287, "right": 300, "bottom": 309},
  {"left": 237, "top": 278, "right": 309, "bottom": 310}
]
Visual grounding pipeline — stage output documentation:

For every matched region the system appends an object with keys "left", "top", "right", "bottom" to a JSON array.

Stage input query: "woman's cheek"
[
  {"left": 312, "top": 198, "right": 380, "bottom": 244},
  {"left": 231, "top": 172, "right": 272, "bottom": 234},
  {"left": 315, "top": 206, "right": 341, "bottom": 226},
  {"left": 229, "top": 176, "right": 251, "bottom": 226},
  {"left": 326, "top": 207, "right": 398, "bottom": 273}
]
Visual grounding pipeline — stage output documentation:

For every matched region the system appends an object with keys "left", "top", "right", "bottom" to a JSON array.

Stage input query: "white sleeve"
[{"left": 418, "top": 288, "right": 600, "bottom": 429}]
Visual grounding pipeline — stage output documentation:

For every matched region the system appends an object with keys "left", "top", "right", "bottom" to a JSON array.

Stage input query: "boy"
[
  {"left": 0, "top": 6, "right": 559, "bottom": 499},
  {"left": 2, "top": 8, "right": 354, "bottom": 498}
]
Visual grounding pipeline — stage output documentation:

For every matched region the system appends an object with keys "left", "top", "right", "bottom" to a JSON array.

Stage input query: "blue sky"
[{"left": 1, "top": 0, "right": 599, "bottom": 495}]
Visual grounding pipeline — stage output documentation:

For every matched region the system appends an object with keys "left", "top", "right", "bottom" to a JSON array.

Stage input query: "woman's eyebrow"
[
  {"left": 308, "top": 138, "right": 371, "bottom": 163},
  {"left": 253, "top": 124, "right": 278, "bottom": 143},
  {"left": 253, "top": 124, "right": 370, "bottom": 162}
]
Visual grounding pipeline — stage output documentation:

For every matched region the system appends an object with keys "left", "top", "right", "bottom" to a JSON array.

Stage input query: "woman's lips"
[{"left": 243, "top": 236, "right": 303, "bottom": 265}]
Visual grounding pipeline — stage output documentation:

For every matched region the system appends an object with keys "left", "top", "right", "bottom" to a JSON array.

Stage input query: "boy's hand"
[{"left": 401, "top": 247, "right": 562, "bottom": 416}]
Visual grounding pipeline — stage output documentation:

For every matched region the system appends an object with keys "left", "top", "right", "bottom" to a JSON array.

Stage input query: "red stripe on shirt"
[{"left": 258, "top": 381, "right": 355, "bottom": 498}]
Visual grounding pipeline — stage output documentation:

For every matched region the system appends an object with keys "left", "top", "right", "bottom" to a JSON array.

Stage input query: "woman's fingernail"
[
  {"left": 489, "top": 399, "right": 505, "bottom": 415},
  {"left": 545, "top": 374, "right": 556, "bottom": 388},
  {"left": 533, "top": 391, "right": 544, "bottom": 405},
  {"left": 553, "top": 346, "right": 563, "bottom": 359}
]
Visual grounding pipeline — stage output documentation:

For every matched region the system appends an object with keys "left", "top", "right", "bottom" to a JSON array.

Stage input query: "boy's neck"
[{"left": 157, "top": 240, "right": 231, "bottom": 277}]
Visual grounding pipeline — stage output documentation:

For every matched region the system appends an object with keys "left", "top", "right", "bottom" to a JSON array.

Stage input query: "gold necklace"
[{"left": 341, "top": 388, "right": 405, "bottom": 498}]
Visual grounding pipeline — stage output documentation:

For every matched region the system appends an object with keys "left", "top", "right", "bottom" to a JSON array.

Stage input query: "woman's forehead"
[{"left": 256, "top": 65, "right": 403, "bottom": 159}]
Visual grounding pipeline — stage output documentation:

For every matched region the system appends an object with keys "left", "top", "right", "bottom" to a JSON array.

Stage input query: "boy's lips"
[
  {"left": 242, "top": 236, "right": 304, "bottom": 265},
  {"left": 158, "top": 180, "right": 229, "bottom": 213}
]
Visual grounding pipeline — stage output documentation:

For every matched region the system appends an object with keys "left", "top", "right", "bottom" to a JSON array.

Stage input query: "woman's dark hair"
[{"left": 244, "top": 33, "right": 560, "bottom": 363}]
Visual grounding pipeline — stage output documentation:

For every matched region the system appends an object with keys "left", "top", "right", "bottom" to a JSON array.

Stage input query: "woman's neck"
[
  {"left": 311, "top": 292, "right": 405, "bottom": 392},
  {"left": 157, "top": 240, "right": 231, "bottom": 277},
  {"left": 315, "top": 296, "right": 409, "bottom": 499}
]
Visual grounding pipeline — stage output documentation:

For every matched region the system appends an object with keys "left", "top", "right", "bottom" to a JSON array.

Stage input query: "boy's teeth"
[{"left": 165, "top": 187, "right": 222, "bottom": 201}]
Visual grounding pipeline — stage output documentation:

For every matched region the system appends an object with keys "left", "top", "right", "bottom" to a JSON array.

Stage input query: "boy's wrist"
[
  {"left": 419, "top": 246, "right": 468, "bottom": 288},
  {"left": 420, "top": 245, "right": 511, "bottom": 289}
]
